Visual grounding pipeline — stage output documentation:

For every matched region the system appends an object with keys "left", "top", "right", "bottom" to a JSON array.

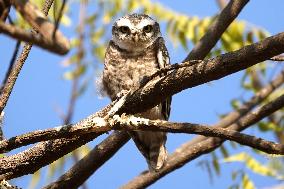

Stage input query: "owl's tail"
[{"left": 130, "top": 131, "right": 168, "bottom": 171}]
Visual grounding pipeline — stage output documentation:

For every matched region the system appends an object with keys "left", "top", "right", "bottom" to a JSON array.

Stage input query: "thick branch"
[
  {"left": 42, "top": 131, "right": 129, "bottom": 189},
  {"left": 0, "top": 102, "right": 114, "bottom": 180},
  {"left": 0, "top": 22, "right": 69, "bottom": 55},
  {"left": 10, "top": 0, "right": 70, "bottom": 54},
  {"left": 121, "top": 89, "right": 284, "bottom": 189},
  {"left": 184, "top": 0, "right": 249, "bottom": 61},
  {"left": 0, "top": 133, "right": 101, "bottom": 180},
  {"left": 121, "top": 69, "right": 284, "bottom": 189},
  {"left": 119, "top": 32, "right": 284, "bottom": 115}
]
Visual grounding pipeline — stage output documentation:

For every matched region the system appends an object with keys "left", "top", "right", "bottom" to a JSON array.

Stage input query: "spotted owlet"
[{"left": 102, "top": 14, "right": 171, "bottom": 171}]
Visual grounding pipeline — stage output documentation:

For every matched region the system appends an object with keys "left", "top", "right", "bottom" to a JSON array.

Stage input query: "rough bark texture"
[
  {"left": 121, "top": 92, "right": 284, "bottom": 189},
  {"left": 118, "top": 32, "right": 284, "bottom": 115}
]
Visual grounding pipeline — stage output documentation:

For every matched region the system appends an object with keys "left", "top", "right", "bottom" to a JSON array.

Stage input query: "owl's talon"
[
  {"left": 116, "top": 90, "right": 128, "bottom": 100},
  {"left": 140, "top": 76, "right": 150, "bottom": 87}
]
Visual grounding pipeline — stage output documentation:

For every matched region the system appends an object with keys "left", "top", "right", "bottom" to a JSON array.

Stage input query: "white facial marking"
[
  {"left": 137, "top": 19, "right": 155, "bottom": 29},
  {"left": 116, "top": 18, "right": 132, "bottom": 28}
]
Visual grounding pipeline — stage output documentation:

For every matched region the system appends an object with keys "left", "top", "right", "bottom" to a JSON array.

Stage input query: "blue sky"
[{"left": 0, "top": 0, "right": 284, "bottom": 188}]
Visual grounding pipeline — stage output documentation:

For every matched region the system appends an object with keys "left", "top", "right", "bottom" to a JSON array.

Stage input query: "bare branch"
[
  {"left": 115, "top": 115, "right": 284, "bottom": 155},
  {"left": 0, "top": 102, "right": 114, "bottom": 180},
  {"left": 0, "top": 22, "right": 69, "bottom": 55},
  {"left": 1, "top": 18, "right": 21, "bottom": 93},
  {"left": 120, "top": 69, "right": 284, "bottom": 189},
  {"left": 52, "top": 0, "right": 67, "bottom": 38},
  {"left": 0, "top": 0, "right": 11, "bottom": 21},
  {"left": 121, "top": 92, "right": 284, "bottom": 189},
  {"left": 119, "top": 32, "right": 284, "bottom": 116},
  {"left": 42, "top": 131, "right": 129, "bottom": 189},
  {"left": 0, "top": 39, "right": 20, "bottom": 92},
  {"left": 185, "top": 0, "right": 249, "bottom": 61},
  {"left": 10, "top": 0, "right": 70, "bottom": 54}
]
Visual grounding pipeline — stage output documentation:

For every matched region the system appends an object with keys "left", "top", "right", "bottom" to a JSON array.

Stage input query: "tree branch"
[
  {"left": 42, "top": 131, "right": 130, "bottom": 189},
  {"left": 5, "top": 111, "right": 284, "bottom": 156},
  {"left": 1, "top": 95, "right": 284, "bottom": 182},
  {"left": 9, "top": 0, "right": 70, "bottom": 54},
  {"left": 120, "top": 69, "right": 284, "bottom": 189},
  {"left": 1, "top": 16, "right": 21, "bottom": 93},
  {"left": 184, "top": 0, "right": 249, "bottom": 61},
  {"left": 0, "top": 0, "right": 11, "bottom": 22},
  {"left": 121, "top": 91, "right": 284, "bottom": 189},
  {"left": 0, "top": 21, "right": 69, "bottom": 55},
  {"left": 0, "top": 102, "right": 115, "bottom": 180},
  {"left": 118, "top": 32, "right": 284, "bottom": 115}
]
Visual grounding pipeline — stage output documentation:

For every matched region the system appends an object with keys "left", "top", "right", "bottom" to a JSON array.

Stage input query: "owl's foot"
[{"left": 116, "top": 90, "right": 129, "bottom": 100}]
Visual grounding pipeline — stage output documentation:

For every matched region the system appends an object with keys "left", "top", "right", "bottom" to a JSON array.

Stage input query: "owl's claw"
[
  {"left": 139, "top": 76, "right": 150, "bottom": 87},
  {"left": 116, "top": 90, "right": 129, "bottom": 100}
]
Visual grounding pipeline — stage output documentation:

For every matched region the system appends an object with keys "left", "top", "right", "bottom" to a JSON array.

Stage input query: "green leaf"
[
  {"left": 63, "top": 64, "right": 86, "bottom": 80},
  {"left": 231, "top": 99, "right": 241, "bottom": 110},
  {"left": 220, "top": 145, "right": 229, "bottom": 158},
  {"left": 212, "top": 152, "right": 220, "bottom": 175},
  {"left": 242, "top": 173, "right": 255, "bottom": 189},
  {"left": 178, "top": 31, "right": 188, "bottom": 50},
  {"left": 91, "top": 28, "right": 105, "bottom": 43},
  {"left": 223, "top": 152, "right": 284, "bottom": 179},
  {"left": 258, "top": 121, "right": 282, "bottom": 132}
]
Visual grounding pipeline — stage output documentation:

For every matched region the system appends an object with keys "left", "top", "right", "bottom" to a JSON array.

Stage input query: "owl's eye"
[
  {"left": 143, "top": 25, "right": 153, "bottom": 33},
  {"left": 119, "top": 26, "right": 130, "bottom": 33}
]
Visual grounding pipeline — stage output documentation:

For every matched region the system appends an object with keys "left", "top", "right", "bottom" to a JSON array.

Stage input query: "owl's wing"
[
  {"left": 128, "top": 37, "right": 172, "bottom": 171},
  {"left": 156, "top": 37, "right": 172, "bottom": 121}
]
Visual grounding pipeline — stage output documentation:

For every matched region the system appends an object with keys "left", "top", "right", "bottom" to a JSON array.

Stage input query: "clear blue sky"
[{"left": 0, "top": 0, "right": 283, "bottom": 188}]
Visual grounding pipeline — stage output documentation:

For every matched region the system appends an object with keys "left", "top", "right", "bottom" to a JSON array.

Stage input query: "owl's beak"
[{"left": 133, "top": 34, "right": 139, "bottom": 42}]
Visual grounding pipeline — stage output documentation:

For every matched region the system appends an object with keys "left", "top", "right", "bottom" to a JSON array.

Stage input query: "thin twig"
[
  {"left": 0, "top": 41, "right": 20, "bottom": 92},
  {"left": 52, "top": 0, "right": 67, "bottom": 39}
]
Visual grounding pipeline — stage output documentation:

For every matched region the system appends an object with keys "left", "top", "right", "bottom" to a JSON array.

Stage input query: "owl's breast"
[{"left": 103, "top": 43, "right": 159, "bottom": 100}]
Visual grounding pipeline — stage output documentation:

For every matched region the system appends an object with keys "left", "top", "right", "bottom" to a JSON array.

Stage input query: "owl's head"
[{"left": 112, "top": 14, "right": 161, "bottom": 52}]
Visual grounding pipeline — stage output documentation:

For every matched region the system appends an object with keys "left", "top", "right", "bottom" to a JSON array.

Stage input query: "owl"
[{"left": 102, "top": 13, "right": 171, "bottom": 171}]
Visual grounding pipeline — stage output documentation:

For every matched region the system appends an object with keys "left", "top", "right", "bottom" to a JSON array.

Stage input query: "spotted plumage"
[{"left": 102, "top": 14, "right": 171, "bottom": 171}]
